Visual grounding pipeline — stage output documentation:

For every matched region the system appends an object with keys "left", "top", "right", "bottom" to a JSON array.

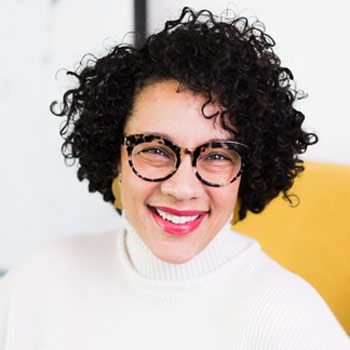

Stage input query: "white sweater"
[{"left": 0, "top": 214, "right": 349, "bottom": 350}]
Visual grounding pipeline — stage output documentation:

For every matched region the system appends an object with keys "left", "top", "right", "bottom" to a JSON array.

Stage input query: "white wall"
[
  {"left": 0, "top": 0, "right": 132, "bottom": 269},
  {"left": 148, "top": 0, "right": 350, "bottom": 165},
  {"left": 1, "top": 0, "right": 349, "bottom": 269}
]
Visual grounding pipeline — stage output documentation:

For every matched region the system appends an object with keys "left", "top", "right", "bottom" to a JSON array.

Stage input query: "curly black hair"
[{"left": 50, "top": 7, "right": 317, "bottom": 221}]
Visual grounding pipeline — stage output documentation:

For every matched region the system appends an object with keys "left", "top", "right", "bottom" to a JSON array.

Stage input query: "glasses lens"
[
  {"left": 131, "top": 142, "right": 177, "bottom": 180},
  {"left": 197, "top": 145, "right": 242, "bottom": 186}
]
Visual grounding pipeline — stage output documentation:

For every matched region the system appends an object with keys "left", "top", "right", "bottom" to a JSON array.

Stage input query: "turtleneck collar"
[{"left": 121, "top": 211, "right": 251, "bottom": 281}]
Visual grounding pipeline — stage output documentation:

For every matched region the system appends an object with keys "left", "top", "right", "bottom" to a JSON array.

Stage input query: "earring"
[
  {"left": 112, "top": 173, "right": 123, "bottom": 209},
  {"left": 231, "top": 198, "right": 241, "bottom": 225}
]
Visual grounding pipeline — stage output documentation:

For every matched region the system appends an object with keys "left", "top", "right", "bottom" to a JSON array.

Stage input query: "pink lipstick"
[{"left": 149, "top": 206, "right": 208, "bottom": 236}]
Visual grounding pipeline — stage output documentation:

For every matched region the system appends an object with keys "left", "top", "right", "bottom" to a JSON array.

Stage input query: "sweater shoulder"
[
  {"left": 0, "top": 228, "right": 125, "bottom": 348},
  {"left": 1, "top": 227, "right": 124, "bottom": 287},
  {"left": 236, "top": 248, "right": 350, "bottom": 348}
]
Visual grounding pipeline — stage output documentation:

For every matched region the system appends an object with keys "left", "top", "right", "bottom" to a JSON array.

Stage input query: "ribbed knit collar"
[{"left": 122, "top": 211, "right": 251, "bottom": 281}]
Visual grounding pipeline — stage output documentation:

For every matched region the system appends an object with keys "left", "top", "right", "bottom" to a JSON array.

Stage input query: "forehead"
[{"left": 124, "top": 80, "right": 233, "bottom": 146}]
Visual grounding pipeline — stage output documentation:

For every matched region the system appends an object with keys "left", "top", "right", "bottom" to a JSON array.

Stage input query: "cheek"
[
  {"left": 120, "top": 148, "right": 137, "bottom": 209},
  {"left": 120, "top": 151, "right": 158, "bottom": 213},
  {"left": 211, "top": 180, "right": 240, "bottom": 213}
]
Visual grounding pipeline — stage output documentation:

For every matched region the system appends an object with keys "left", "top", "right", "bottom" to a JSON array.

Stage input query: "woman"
[{"left": 1, "top": 7, "right": 349, "bottom": 349}]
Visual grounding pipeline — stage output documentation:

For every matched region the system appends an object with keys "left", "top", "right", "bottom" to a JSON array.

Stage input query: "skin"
[{"left": 120, "top": 80, "right": 241, "bottom": 264}]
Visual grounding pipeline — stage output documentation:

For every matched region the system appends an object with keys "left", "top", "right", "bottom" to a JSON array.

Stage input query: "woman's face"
[{"left": 120, "top": 80, "right": 241, "bottom": 264}]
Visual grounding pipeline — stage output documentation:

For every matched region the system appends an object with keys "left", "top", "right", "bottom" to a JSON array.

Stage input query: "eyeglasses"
[{"left": 123, "top": 134, "right": 249, "bottom": 187}]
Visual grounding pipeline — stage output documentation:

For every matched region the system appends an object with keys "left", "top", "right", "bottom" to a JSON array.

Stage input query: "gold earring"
[
  {"left": 231, "top": 197, "right": 241, "bottom": 225},
  {"left": 112, "top": 173, "right": 123, "bottom": 209}
]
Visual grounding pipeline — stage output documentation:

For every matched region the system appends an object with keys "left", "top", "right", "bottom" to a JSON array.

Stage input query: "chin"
[
  {"left": 159, "top": 256, "right": 193, "bottom": 265},
  {"left": 155, "top": 249, "right": 196, "bottom": 265}
]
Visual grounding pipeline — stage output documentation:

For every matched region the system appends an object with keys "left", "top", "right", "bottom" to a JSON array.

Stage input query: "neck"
[{"left": 122, "top": 211, "right": 250, "bottom": 281}]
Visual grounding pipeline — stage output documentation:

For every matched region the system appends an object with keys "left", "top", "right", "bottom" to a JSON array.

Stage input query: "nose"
[{"left": 160, "top": 153, "right": 205, "bottom": 200}]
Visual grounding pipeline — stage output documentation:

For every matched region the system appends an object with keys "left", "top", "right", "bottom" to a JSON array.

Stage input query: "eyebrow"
[{"left": 140, "top": 131, "right": 234, "bottom": 144}]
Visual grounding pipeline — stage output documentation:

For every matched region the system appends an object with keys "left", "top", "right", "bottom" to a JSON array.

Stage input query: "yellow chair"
[{"left": 235, "top": 161, "right": 350, "bottom": 335}]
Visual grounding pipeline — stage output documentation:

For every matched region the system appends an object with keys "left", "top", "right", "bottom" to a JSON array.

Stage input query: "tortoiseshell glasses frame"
[{"left": 123, "top": 134, "right": 249, "bottom": 187}]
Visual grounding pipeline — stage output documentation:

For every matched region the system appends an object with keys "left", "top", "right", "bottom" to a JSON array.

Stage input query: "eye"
[
  {"left": 133, "top": 143, "right": 175, "bottom": 164},
  {"left": 205, "top": 153, "right": 230, "bottom": 161},
  {"left": 139, "top": 147, "right": 170, "bottom": 158},
  {"left": 198, "top": 148, "right": 241, "bottom": 169},
  {"left": 202, "top": 152, "right": 232, "bottom": 162}
]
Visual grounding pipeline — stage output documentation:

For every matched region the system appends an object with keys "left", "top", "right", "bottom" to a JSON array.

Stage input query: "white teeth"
[{"left": 155, "top": 209, "right": 200, "bottom": 224}]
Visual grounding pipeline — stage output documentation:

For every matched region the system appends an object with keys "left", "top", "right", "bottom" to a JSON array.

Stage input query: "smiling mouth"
[
  {"left": 148, "top": 206, "right": 208, "bottom": 235},
  {"left": 154, "top": 208, "right": 201, "bottom": 224}
]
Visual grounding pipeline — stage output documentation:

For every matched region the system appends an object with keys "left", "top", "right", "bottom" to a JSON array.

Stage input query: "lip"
[{"left": 148, "top": 206, "right": 208, "bottom": 236}]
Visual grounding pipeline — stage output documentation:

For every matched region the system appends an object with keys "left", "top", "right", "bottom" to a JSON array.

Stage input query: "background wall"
[
  {"left": 0, "top": 0, "right": 133, "bottom": 270},
  {"left": 1, "top": 0, "right": 349, "bottom": 270},
  {"left": 148, "top": 0, "right": 350, "bottom": 165}
]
